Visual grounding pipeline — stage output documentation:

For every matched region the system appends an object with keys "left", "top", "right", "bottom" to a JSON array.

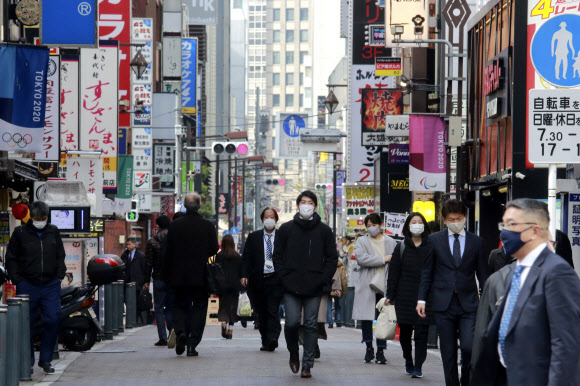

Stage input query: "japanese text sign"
[
  {"left": 181, "top": 38, "right": 197, "bottom": 114},
  {"left": 67, "top": 156, "right": 103, "bottom": 216},
  {"left": 360, "top": 88, "right": 406, "bottom": 146},
  {"left": 343, "top": 183, "right": 375, "bottom": 218},
  {"left": 153, "top": 144, "right": 175, "bottom": 189},
  {"left": 275, "top": 113, "right": 307, "bottom": 159},
  {"left": 60, "top": 55, "right": 79, "bottom": 151},
  {"left": 36, "top": 55, "right": 60, "bottom": 161}
]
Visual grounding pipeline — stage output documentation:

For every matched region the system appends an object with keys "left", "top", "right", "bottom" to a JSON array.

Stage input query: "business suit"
[
  {"left": 121, "top": 248, "right": 147, "bottom": 322},
  {"left": 488, "top": 247, "right": 515, "bottom": 274},
  {"left": 472, "top": 247, "right": 580, "bottom": 386},
  {"left": 418, "top": 229, "right": 488, "bottom": 386},
  {"left": 242, "top": 229, "right": 283, "bottom": 349}
]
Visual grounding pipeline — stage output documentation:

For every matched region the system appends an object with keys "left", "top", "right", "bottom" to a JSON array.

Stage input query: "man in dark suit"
[
  {"left": 472, "top": 199, "right": 580, "bottom": 386},
  {"left": 241, "top": 207, "right": 283, "bottom": 352},
  {"left": 164, "top": 193, "right": 219, "bottom": 357},
  {"left": 488, "top": 245, "right": 515, "bottom": 274},
  {"left": 417, "top": 199, "right": 488, "bottom": 386},
  {"left": 121, "top": 237, "right": 147, "bottom": 323}
]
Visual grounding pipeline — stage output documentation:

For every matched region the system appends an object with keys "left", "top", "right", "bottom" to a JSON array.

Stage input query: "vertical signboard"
[
  {"left": 154, "top": 144, "right": 175, "bottom": 189},
  {"left": 79, "top": 41, "right": 119, "bottom": 193},
  {"left": 568, "top": 193, "right": 580, "bottom": 271},
  {"left": 409, "top": 115, "right": 446, "bottom": 192},
  {"left": 36, "top": 54, "right": 60, "bottom": 161},
  {"left": 62, "top": 240, "right": 84, "bottom": 287},
  {"left": 132, "top": 18, "right": 153, "bottom": 126},
  {"left": 67, "top": 157, "right": 104, "bottom": 216},
  {"left": 60, "top": 55, "right": 79, "bottom": 151},
  {"left": 181, "top": 38, "right": 197, "bottom": 114},
  {"left": 117, "top": 155, "right": 133, "bottom": 199},
  {"left": 162, "top": 36, "right": 182, "bottom": 77},
  {"left": 360, "top": 88, "right": 405, "bottom": 146},
  {"left": 185, "top": 0, "right": 218, "bottom": 24},
  {"left": 275, "top": 112, "right": 308, "bottom": 159}
]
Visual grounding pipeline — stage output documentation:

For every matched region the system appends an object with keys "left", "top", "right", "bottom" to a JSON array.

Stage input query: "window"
[
  {"left": 300, "top": 73, "right": 304, "bottom": 85},
  {"left": 286, "top": 8, "right": 294, "bottom": 21},
  {"left": 273, "top": 9, "right": 280, "bottom": 21},
  {"left": 286, "top": 51, "right": 294, "bottom": 64},
  {"left": 299, "top": 94, "right": 304, "bottom": 107},
  {"left": 273, "top": 73, "right": 280, "bottom": 85},
  {"left": 285, "top": 94, "right": 294, "bottom": 107},
  {"left": 286, "top": 30, "right": 294, "bottom": 43},
  {"left": 273, "top": 94, "right": 280, "bottom": 107},
  {"left": 285, "top": 159, "right": 293, "bottom": 169},
  {"left": 273, "top": 52, "right": 280, "bottom": 64},
  {"left": 300, "top": 30, "right": 308, "bottom": 42},
  {"left": 300, "top": 8, "right": 308, "bottom": 21},
  {"left": 300, "top": 51, "right": 307, "bottom": 64},
  {"left": 273, "top": 30, "right": 280, "bottom": 43},
  {"left": 285, "top": 73, "right": 294, "bottom": 85}
]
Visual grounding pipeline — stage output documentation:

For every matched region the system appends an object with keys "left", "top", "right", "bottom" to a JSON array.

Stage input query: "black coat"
[
  {"left": 488, "top": 247, "right": 515, "bottom": 274},
  {"left": 145, "top": 229, "right": 168, "bottom": 281},
  {"left": 121, "top": 249, "right": 146, "bottom": 288},
  {"left": 387, "top": 237, "right": 433, "bottom": 325},
  {"left": 242, "top": 229, "right": 270, "bottom": 289},
  {"left": 163, "top": 210, "right": 219, "bottom": 287},
  {"left": 5, "top": 223, "right": 66, "bottom": 285},
  {"left": 556, "top": 229, "right": 575, "bottom": 268},
  {"left": 272, "top": 213, "right": 338, "bottom": 296},
  {"left": 216, "top": 251, "right": 243, "bottom": 292}
]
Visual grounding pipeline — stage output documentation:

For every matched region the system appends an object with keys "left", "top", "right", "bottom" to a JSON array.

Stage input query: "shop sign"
[
  {"left": 375, "top": 57, "right": 401, "bottom": 76},
  {"left": 343, "top": 183, "right": 375, "bottom": 218},
  {"left": 388, "top": 144, "right": 409, "bottom": 164},
  {"left": 484, "top": 58, "right": 504, "bottom": 96}
]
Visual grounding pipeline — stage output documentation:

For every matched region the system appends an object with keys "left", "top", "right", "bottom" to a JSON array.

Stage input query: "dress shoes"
[
  {"left": 300, "top": 367, "right": 312, "bottom": 378},
  {"left": 154, "top": 339, "right": 167, "bottom": 346},
  {"left": 38, "top": 361, "right": 55, "bottom": 374},
  {"left": 289, "top": 351, "right": 300, "bottom": 374},
  {"left": 175, "top": 333, "right": 187, "bottom": 356},
  {"left": 187, "top": 346, "right": 198, "bottom": 357},
  {"left": 260, "top": 346, "right": 275, "bottom": 352}
]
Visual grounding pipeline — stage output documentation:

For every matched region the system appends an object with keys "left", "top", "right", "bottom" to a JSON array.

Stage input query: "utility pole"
[
  {"left": 254, "top": 87, "right": 260, "bottom": 230},
  {"left": 214, "top": 155, "right": 220, "bottom": 234},
  {"left": 241, "top": 160, "right": 246, "bottom": 246}
]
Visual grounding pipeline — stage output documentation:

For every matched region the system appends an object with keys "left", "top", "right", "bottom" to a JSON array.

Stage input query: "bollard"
[
  {"left": 103, "top": 284, "right": 113, "bottom": 340},
  {"left": 0, "top": 305, "right": 8, "bottom": 385},
  {"left": 6, "top": 298, "right": 22, "bottom": 386},
  {"left": 126, "top": 282, "right": 136, "bottom": 329},
  {"left": 111, "top": 282, "right": 119, "bottom": 336},
  {"left": 117, "top": 280, "right": 125, "bottom": 333},
  {"left": 97, "top": 286, "right": 105, "bottom": 340},
  {"left": 19, "top": 295, "right": 31, "bottom": 381}
]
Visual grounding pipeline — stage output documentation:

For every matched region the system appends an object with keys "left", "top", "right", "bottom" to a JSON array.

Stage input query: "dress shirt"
[
  {"left": 263, "top": 229, "right": 276, "bottom": 274},
  {"left": 448, "top": 228, "right": 466, "bottom": 257},
  {"left": 498, "top": 242, "right": 547, "bottom": 367}
]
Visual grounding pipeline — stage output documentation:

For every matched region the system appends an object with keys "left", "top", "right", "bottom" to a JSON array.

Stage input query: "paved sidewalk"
[{"left": 30, "top": 323, "right": 446, "bottom": 385}]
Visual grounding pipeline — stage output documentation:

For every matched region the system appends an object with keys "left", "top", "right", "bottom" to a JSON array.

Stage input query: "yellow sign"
[{"left": 181, "top": 107, "right": 197, "bottom": 114}]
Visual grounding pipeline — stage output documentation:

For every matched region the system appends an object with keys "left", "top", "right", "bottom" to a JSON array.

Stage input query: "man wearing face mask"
[
  {"left": 416, "top": 199, "right": 488, "bottom": 386},
  {"left": 241, "top": 207, "right": 284, "bottom": 352},
  {"left": 273, "top": 190, "right": 338, "bottom": 378},
  {"left": 5, "top": 201, "right": 66, "bottom": 374}
]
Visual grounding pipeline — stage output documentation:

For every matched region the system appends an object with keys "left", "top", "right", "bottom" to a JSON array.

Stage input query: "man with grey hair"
[
  {"left": 6, "top": 201, "right": 66, "bottom": 374},
  {"left": 164, "top": 193, "right": 219, "bottom": 357},
  {"left": 472, "top": 198, "right": 580, "bottom": 385}
]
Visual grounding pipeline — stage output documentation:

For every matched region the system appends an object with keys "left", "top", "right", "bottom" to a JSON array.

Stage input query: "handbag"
[
  {"left": 369, "top": 266, "right": 385, "bottom": 294},
  {"left": 374, "top": 298, "right": 397, "bottom": 340},
  {"left": 206, "top": 255, "right": 226, "bottom": 295},
  {"left": 237, "top": 292, "right": 252, "bottom": 317},
  {"left": 137, "top": 290, "right": 153, "bottom": 311}
]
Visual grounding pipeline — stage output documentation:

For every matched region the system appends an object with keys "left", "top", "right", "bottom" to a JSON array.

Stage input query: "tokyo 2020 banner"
[{"left": 409, "top": 115, "right": 447, "bottom": 192}]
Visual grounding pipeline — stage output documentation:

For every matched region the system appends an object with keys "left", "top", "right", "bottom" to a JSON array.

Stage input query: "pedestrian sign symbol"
[
  {"left": 222, "top": 230, "right": 229, "bottom": 236},
  {"left": 531, "top": 14, "right": 580, "bottom": 88},
  {"left": 283, "top": 115, "right": 305, "bottom": 138},
  {"left": 231, "top": 227, "right": 239, "bottom": 235}
]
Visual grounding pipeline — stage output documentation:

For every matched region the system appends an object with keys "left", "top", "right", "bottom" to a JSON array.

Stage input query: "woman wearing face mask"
[
  {"left": 386, "top": 212, "right": 432, "bottom": 378},
  {"left": 353, "top": 213, "right": 397, "bottom": 364}
]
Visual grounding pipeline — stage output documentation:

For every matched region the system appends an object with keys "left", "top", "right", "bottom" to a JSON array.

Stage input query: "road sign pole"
[{"left": 548, "top": 163, "right": 557, "bottom": 242}]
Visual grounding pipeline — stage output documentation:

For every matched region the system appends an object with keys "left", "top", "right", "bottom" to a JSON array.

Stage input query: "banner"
[
  {"left": 60, "top": 55, "right": 79, "bottom": 150},
  {"left": 0, "top": 45, "right": 49, "bottom": 152},
  {"left": 181, "top": 38, "right": 197, "bottom": 113},
  {"left": 116, "top": 155, "right": 133, "bottom": 199},
  {"left": 409, "top": 115, "right": 446, "bottom": 192},
  {"left": 62, "top": 240, "right": 84, "bottom": 288},
  {"left": 67, "top": 157, "right": 104, "bottom": 216},
  {"left": 388, "top": 144, "right": 409, "bottom": 164},
  {"left": 35, "top": 55, "right": 60, "bottom": 161},
  {"left": 360, "top": 88, "right": 405, "bottom": 146}
]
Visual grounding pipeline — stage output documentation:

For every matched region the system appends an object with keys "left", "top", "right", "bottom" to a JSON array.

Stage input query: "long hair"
[
  {"left": 402, "top": 212, "right": 431, "bottom": 239},
  {"left": 220, "top": 235, "right": 239, "bottom": 258}
]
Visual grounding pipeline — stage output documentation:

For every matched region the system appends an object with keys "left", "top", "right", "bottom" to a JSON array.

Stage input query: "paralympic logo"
[
  {"left": 420, "top": 177, "right": 437, "bottom": 190},
  {"left": 2, "top": 133, "right": 33, "bottom": 148}
]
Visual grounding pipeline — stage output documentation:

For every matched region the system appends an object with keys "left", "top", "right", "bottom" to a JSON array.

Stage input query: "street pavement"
[{"left": 29, "top": 323, "right": 446, "bottom": 385}]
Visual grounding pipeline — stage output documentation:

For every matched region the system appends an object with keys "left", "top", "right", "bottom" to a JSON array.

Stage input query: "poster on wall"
[
  {"left": 409, "top": 115, "right": 446, "bottom": 192},
  {"left": 63, "top": 240, "right": 84, "bottom": 287},
  {"left": 35, "top": 55, "right": 60, "bottom": 161},
  {"left": 275, "top": 112, "right": 308, "bottom": 159}
]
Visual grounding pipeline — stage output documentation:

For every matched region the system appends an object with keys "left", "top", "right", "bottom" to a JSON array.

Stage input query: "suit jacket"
[
  {"left": 121, "top": 249, "right": 146, "bottom": 288},
  {"left": 488, "top": 247, "right": 515, "bottom": 274},
  {"left": 242, "top": 229, "right": 270, "bottom": 289},
  {"left": 418, "top": 229, "right": 488, "bottom": 313},
  {"left": 472, "top": 247, "right": 580, "bottom": 386}
]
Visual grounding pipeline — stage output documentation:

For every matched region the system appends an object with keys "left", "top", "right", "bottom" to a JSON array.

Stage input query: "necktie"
[
  {"left": 498, "top": 265, "right": 526, "bottom": 361},
  {"left": 453, "top": 234, "right": 461, "bottom": 266},
  {"left": 266, "top": 234, "right": 273, "bottom": 261}
]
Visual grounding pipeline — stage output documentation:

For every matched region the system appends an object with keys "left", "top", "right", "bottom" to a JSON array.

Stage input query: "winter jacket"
[
  {"left": 337, "top": 261, "right": 348, "bottom": 295},
  {"left": 145, "top": 229, "right": 168, "bottom": 281},
  {"left": 121, "top": 249, "right": 147, "bottom": 288},
  {"left": 5, "top": 222, "right": 66, "bottom": 285},
  {"left": 216, "top": 251, "right": 243, "bottom": 292},
  {"left": 273, "top": 212, "right": 338, "bottom": 297}
]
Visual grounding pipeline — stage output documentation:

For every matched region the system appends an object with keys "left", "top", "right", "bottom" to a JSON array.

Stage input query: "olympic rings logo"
[{"left": 2, "top": 133, "right": 32, "bottom": 148}]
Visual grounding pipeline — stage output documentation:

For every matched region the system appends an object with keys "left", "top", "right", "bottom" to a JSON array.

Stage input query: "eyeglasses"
[{"left": 497, "top": 222, "right": 537, "bottom": 231}]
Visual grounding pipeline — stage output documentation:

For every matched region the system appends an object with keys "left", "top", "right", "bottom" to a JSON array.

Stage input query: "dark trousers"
[
  {"left": 433, "top": 294, "right": 476, "bottom": 386},
  {"left": 361, "top": 292, "right": 387, "bottom": 349},
  {"left": 327, "top": 295, "right": 342, "bottom": 324},
  {"left": 172, "top": 286, "right": 208, "bottom": 349},
  {"left": 17, "top": 278, "right": 61, "bottom": 365},
  {"left": 399, "top": 323, "right": 429, "bottom": 369},
  {"left": 153, "top": 279, "right": 174, "bottom": 340},
  {"left": 249, "top": 275, "right": 284, "bottom": 348},
  {"left": 284, "top": 293, "right": 321, "bottom": 368}
]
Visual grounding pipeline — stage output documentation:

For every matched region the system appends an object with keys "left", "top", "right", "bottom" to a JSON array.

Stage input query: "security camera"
[
  {"left": 501, "top": 174, "right": 511, "bottom": 181},
  {"left": 515, "top": 172, "right": 526, "bottom": 180}
]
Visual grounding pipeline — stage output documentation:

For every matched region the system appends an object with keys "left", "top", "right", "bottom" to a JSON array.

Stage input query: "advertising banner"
[
  {"left": 35, "top": 55, "right": 60, "bottom": 161},
  {"left": 60, "top": 55, "right": 79, "bottom": 151},
  {"left": 218, "top": 193, "right": 231, "bottom": 215},
  {"left": 181, "top": 38, "right": 197, "bottom": 114},
  {"left": 384, "top": 212, "right": 406, "bottom": 238},
  {"left": 153, "top": 144, "right": 175, "bottom": 189},
  {"left": 160, "top": 195, "right": 176, "bottom": 217},
  {"left": 384, "top": 0, "right": 429, "bottom": 48},
  {"left": 41, "top": 0, "right": 97, "bottom": 47},
  {"left": 0, "top": 45, "right": 49, "bottom": 153},
  {"left": 79, "top": 41, "right": 119, "bottom": 193},
  {"left": 275, "top": 112, "right": 308, "bottom": 159},
  {"left": 409, "top": 115, "right": 446, "bottom": 192},
  {"left": 67, "top": 157, "right": 104, "bottom": 216},
  {"left": 62, "top": 240, "right": 84, "bottom": 287},
  {"left": 343, "top": 183, "right": 375, "bottom": 218},
  {"left": 185, "top": 0, "right": 218, "bottom": 25},
  {"left": 388, "top": 143, "right": 410, "bottom": 164},
  {"left": 116, "top": 155, "right": 133, "bottom": 199},
  {"left": 375, "top": 57, "right": 401, "bottom": 76},
  {"left": 360, "top": 88, "right": 405, "bottom": 146},
  {"left": 162, "top": 36, "right": 182, "bottom": 77}
]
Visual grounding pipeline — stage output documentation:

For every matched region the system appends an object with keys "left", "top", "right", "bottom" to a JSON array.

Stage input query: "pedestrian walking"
[
  {"left": 472, "top": 199, "right": 580, "bottom": 386},
  {"left": 121, "top": 237, "right": 147, "bottom": 323},
  {"left": 241, "top": 207, "right": 284, "bottom": 351},
  {"left": 353, "top": 212, "right": 397, "bottom": 365},
  {"left": 164, "top": 193, "right": 219, "bottom": 357},
  {"left": 386, "top": 212, "right": 432, "bottom": 379},
  {"left": 144, "top": 214, "right": 173, "bottom": 346},
  {"left": 5, "top": 201, "right": 66, "bottom": 374},
  {"left": 416, "top": 199, "right": 488, "bottom": 386},
  {"left": 327, "top": 259, "right": 347, "bottom": 328},
  {"left": 273, "top": 190, "right": 338, "bottom": 378},
  {"left": 216, "top": 235, "right": 243, "bottom": 340}
]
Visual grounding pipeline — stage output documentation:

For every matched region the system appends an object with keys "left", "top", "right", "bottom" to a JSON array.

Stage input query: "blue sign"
[
  {"left": 531, "top": 14, "right": 580, "bottom": 88},
  {"left": 181, "top": 38, "right": 197, "bottom": 113},
  {"left": 41, "top": 0, "right": 97, "bottom": 47},
  {"left": 283, "top": 115, "right": 305, "bottom": 137},
  {"left": 118, "top": 128, "right": 127, "bottom": 155},
  {"left": 222, "top": 230, "right": 229, "bottom": 236},
  {"left": 230, "top": 227, "right": 239, "bottom": 235},
  {"left": 133, "top": 106, "right": 152, "bottom": 126}
]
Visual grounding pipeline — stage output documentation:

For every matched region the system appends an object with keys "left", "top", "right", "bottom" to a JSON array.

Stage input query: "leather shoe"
[
  {"left": 38, "top": 361, "right": 55, "bottom": 374},
  {"left": 260, "top": 346, "right": 274, "bottom": 352},
  {"left": 187, "top": 346, "right": 198, "bottom": 357},
  {"left": 154, "top": 339, "right": 167, "bottom": 346},
  {"left": 300, "top": 367, "right": 312, "bottom": 378},
  {"left": 175, "top": 333, "right": 187, "bottom": 356},
  {"left": 289, "top": 351, "right": 300, "bottom": 374}
]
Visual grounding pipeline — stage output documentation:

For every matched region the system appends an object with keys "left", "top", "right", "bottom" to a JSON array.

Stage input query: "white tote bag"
[{"left": 374, "top": 298, "right": 397, "bottom": 340}]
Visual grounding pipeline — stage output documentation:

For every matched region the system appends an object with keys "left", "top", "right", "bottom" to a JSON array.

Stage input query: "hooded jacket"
[{"left": 272, "top": 212, "right": 338, "bottom": 296}]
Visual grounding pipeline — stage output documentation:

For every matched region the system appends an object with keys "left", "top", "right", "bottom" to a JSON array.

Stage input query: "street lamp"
[
  {"left": 130, "top": 50, "right": 148, "bottom": 80},
  {"left": 324, "top": 90, "right": 339, "bottom": 114}
]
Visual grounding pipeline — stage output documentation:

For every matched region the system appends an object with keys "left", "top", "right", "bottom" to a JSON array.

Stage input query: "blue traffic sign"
[
  {"left": 222, "top": 230, "right": 229, "bottom": 236},
  {"left": 230, "top": 227, "right": 239, "bottom": 235},
  {"left": 531, "top": 14, "right": 580, "bottom": 88},
  {"left": 283, "top": 115, "right": 305, "bottom": 138}
]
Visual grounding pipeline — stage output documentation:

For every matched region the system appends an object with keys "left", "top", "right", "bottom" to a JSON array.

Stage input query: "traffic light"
[
  {"left": 212, "top": 142, "right": 249, "bottom": 156},
  {"left": 315, "top": 183, "right": 333, "bottom": 191},
  {"left": 126, "top": 199, "right": 139, "bottom": 222}
]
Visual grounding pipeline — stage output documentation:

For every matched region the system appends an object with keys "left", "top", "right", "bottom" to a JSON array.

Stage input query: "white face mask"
[
  {"left": 447, "top": 221, "right": 465, "bottom": 234},
  {"left": 299, "top": 204, "right": 315, "bottom": 219},
  {"left": 409, "top": 224, "right": 424, "bottom": 236},
  {"left": 367, "top": 225, "right": 381, "bottom": 237},
  {"left": 33, "top": 220, "right": 47, "bottom": 229},
  {"left": 263, "top": 218, "right": 276, "bottom": 230}
]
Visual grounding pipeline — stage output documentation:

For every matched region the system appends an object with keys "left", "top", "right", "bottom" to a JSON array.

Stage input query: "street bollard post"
[
  {"left": 111, "top": 282, "right": 119, "bottom": 336},
  {"left": 0, "top": 305, "right": 8, "bottom": 384},
  {"left": 97, "top": 286, "right": 105, "bottom": 340},
  {"left": 19, "top": 294, "right": 31, "bottom": 381},
  {"left": 117, "top": 280, "right": 125, "bottom": 333},
  {"left": 6, "top": 297, "right": 22, "bottom": 386},
  {"left": 103, "top": 283, "right": 113, "bottom": 340},
  {"left": 126, "top": 282, "right": 136, "bottom": 328}
]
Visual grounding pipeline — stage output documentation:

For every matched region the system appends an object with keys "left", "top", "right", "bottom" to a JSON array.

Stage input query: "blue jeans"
[
  {"left": 153, "top": 279, "right": 173, "bottom": 340},
  {"left": 284, "top": 293, "right": 321, "bottom": 368},
  {"left": 327, "top": 295, "right": 342, "bottom": 324},
  {"left": 17, "top": 278, "right": 62, "bottom": 365}
]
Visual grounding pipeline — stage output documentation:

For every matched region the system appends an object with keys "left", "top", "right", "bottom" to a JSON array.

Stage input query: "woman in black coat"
[
  {"left": 386, "top": 212, "right": 433, "bottom": 378},
  {"left": 217, "top": 235, "right": 243, "bottom": 339}
]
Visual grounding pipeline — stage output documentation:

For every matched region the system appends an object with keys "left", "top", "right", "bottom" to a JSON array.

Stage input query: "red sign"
[
  {"left": 99, "top": 0, "right": 131, "bottom": 128},
  {"left": 484, "top": 59, "right": 503, "bottom": 96}
]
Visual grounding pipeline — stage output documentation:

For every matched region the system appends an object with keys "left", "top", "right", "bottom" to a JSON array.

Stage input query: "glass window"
[
  {"left": 273, "top": 73, "right": 280, "bottom": 85},
  {"left": 273, "top": 9, "right": 280, "bottom": 21},
  {"left": 299, "top": 94, "right": 304, "bottom": 107},
  {"left": 286, "top": 30, "right": 294, "bottom": 43},
  {"left": 300, "top": 51, "right": 307, "bottom": 64},
  {"left": 285, "top": 73, "right": 294, "bottom": 85},
  {"left": 273, "top": 30, "right": 280, "bottom": 43},
  {"left": 300, "top": 30, "right": 308, "bottom": 42},
  {"left": 273, "top": 52, "right": 280, "bottom": 64},
  {"left": 285, "top": 159, "right": 293, "bottom": 169},
  {"left": 300, "top": 8, "right": 308, "bottom": 21},
  {"left": 286, "top": 8, "right": 294, "bottom": 21},
  {"left": 286, "top": 51, "right": 294, "bottom": 64},
  {"left": 273, "top": 94, "right": 280, "bottom": 107},
  {"left": 285, "top": 94, "right": 294, "bottom": 107},
  {"left": 299, "top": 73, "right": 304, "bottom": 85}
]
